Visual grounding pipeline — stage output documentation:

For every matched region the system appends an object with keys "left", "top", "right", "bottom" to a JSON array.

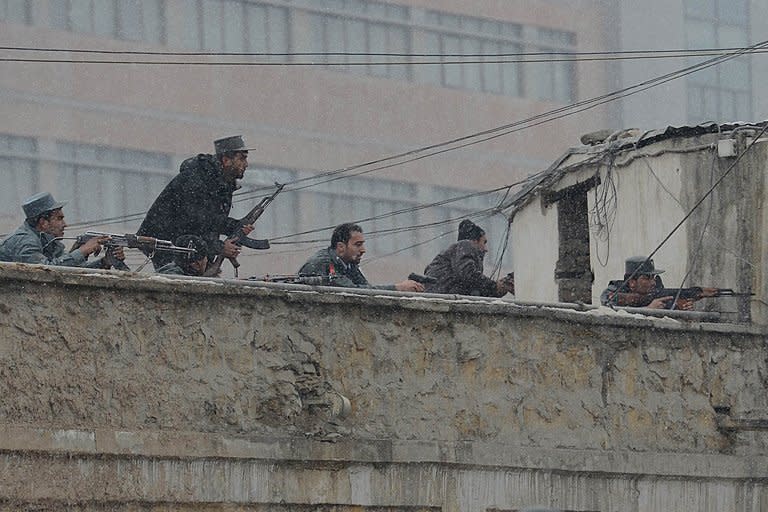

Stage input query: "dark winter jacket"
[
  {"left": 138, "top": 154, "right": 240, "bottom": 268},
  {"left": 298, "top": 247, "right": 395, "bottom": 290},
  {"left": 423, "top": 239, "right": 501, "bottom": 296}
]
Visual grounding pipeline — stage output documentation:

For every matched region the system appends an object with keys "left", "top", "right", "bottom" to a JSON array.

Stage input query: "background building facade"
[{"left": 0, "top": 0, "right": 765, "bottom": 282}]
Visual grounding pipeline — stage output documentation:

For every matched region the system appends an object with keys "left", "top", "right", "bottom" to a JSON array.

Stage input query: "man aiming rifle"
[{"left": 600, "top": 256, "right": 750, "bottom": 310}]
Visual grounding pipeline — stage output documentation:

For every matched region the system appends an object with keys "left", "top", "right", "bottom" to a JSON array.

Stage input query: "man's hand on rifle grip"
[
  {"left": 78, "top": 236, "right": 108, "bottom": 257},
  {"left": 221, "top": 238, "right": 242, "bottom": 259}
]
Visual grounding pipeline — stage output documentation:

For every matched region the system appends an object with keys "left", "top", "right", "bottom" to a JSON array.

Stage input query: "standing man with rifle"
[{"left": 138, "top": 135, "right": 270, "bottom": 274}]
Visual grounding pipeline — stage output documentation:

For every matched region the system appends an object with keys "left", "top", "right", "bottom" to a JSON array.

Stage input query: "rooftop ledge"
[{"left": 1, "top": 261, "right": 764, "bottom": 336}]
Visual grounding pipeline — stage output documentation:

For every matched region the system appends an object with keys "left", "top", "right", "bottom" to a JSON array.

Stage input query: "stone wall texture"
[{"left": 1, "top": 263, "right": 767, "bottom": 511}]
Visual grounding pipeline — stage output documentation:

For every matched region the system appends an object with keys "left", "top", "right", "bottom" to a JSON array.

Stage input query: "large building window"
[
  {"left": 421, "top": 11, "right": 522, "bottom": 97},
  {"left": 305, "top": 0, "right": 411, "bottom": 80},
  {"left": 50, "top": 0, "right": 165, "bottom": 43},
  {"left": 55, "top": 141, "right": 172, "bottom": 224},
  {"left": 0, "top": 0, "right": 30, "bottom": 23},
  {"left": 532, "top": 27, "right": 575, "bottom": 102},
  {"left": 303, "top": 3, "right": 575, "bottom": 101},
  {"left": 684, "top": 0, "right": 751, "bottom": 122},
  {"left": 0, "top": 134, "right": 38, "bottom": 218},
  {"left": 176, "top": 0, "right": 289, "bottom": 54}
]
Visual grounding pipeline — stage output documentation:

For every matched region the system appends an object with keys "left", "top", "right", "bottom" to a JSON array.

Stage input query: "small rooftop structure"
[{"left": 507, "top": 121, "right": 768, "bottom": 324}]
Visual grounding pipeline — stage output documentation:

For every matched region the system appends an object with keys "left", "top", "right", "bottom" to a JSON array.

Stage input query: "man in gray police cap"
[
  {"left": 137, "top": 135, "right": 255, "bottom": 270},
  {"left": 0, "top": 192, "right": 123, "bottom": 268}
]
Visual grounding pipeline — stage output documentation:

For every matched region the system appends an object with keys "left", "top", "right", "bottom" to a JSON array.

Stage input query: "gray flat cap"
[
  {"left": 22, "top": 192, "right": 66, "bottom": 219},
  {"left": 214, "top": 135, "right": 248, "bottom": 155}
]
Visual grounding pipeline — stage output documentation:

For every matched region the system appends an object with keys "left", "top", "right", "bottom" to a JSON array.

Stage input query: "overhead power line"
[
  {"left": 0, "top": 44, "right": 763, "bottom": 59},
  {"left": 0, "top": 50, "right": 763, "bottom": 66},
  {"left": 44, "top": 39, "right": 768, "bottom": 232},
  {"left": 238, "top": 38, "right": 768, "bottom": 200}
]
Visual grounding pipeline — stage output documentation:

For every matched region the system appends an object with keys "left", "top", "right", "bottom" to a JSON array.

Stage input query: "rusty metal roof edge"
[{"left": 506, "top": 119, "right": 768, "bottom": 220}]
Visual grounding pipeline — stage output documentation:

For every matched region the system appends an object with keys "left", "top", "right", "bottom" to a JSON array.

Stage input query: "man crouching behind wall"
[
  {"left": 0, "top": 192, "right": 125, "bottom": 269},
  {"left": 423, "top": 219, "right": 513, "bottom": 297},
  {"left": 298, "top": 223, "right": 424, "bottom": 292}
]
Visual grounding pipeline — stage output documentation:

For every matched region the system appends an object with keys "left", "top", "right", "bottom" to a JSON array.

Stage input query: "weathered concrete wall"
[{"left": 1, "top": 263, "right": 767, "bottom": 511}]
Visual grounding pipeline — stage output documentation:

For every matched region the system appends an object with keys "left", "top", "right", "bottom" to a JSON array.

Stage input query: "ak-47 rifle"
[
  {"left": 205, "top": 182, "right": 284, "bottom": 278},
  {"left": 247, "top": 273, "right": 334, "bottom": 285},
  {"left": 69, "top": 232, "right": 198, "bottom": 271},
  {"left": 611, "top": 286, "right": 754, "bottom": 308},
  {"left": 653, "top": 287, "right": 754, "bottom": 309}
]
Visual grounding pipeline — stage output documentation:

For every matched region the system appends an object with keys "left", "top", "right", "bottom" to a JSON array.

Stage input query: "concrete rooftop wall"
[{"left": 0, "top": 263, "right": 767, "bottom": 511}]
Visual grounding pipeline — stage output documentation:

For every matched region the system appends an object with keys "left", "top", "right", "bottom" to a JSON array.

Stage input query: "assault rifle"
[
  {"left": 69, "top": 232, "right": 198, "bottom": 271},
  {"left": 73, "top": 232, "right": 197, "bottom": 255},
  {"left": 653, "top": 287, "right": 753, "bottom": 309},
  {"left": 206, "top": 182, "right": 284, "bottom": 278},
  {"left": 248, "top": 273, "right": 334, "bottom": 285},
  {"left": 613, "top": 286, "right": 754, "bottom": 308}
]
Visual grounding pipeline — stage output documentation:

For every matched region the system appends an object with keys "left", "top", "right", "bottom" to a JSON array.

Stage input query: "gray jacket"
[
  {"left": 423, "top": 240, "right": 500, "bottom": 296},
  {"left": 0, "top": 222, "right": 100, "bottom": 268},
  {"left": 298, "top": 247, "right": 395, "bottom": 290}
]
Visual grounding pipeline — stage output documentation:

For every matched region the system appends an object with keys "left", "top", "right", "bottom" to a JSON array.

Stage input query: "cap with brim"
[
  {"left": 214, "top": 135, "right": 248, "bottom": 155},
  {"left": 625, "top": 256, "right": 664, "bottom": 276},
  {"left": 22, "top": 192, "right": 66, "bottom": 220}
]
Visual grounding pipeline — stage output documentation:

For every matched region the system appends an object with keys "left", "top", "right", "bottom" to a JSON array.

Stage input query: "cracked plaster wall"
[{"left": 0, "top": 265, "right": 767, "bottom": 510}]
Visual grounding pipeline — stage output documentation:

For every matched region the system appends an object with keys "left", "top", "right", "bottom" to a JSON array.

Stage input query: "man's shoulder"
[
  {"left": 0, "top": 224, "right": 38, "bottom": 247},
  {"left": 301, "top": 248, "right": 333, "bottom": 268},
  {"left": 453, "top": 239, "right": 477, "bottom": 251}
]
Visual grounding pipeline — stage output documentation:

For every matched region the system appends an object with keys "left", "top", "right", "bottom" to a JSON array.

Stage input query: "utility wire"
[
  {"left": 642, "top": 149, "right": 756, "bottom": 271},
  {"left": 252, "top": 38, "right": 768, "bottom": 196},
  {"left": 38, "top": 39, "right": 768, "bottom": 232},
  {"left": 62, "top": 178, "right": 517, "bottom": 238},
  {"left": 0, "top": 51, "right": 763, "bottom": 66},
  {"left": 0, "top": 44, "right": 764, "bottom": 59},
  {"left": 225, "top": 38, "right": 767, "bottom": 207},
  {"left": 269, "top": 184, "right": 514, "bottom": 242}
]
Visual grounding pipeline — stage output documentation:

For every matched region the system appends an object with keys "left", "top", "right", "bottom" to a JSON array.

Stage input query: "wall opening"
[{"left": 544, "top": 176, "right": 598, "bottom": 304}]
